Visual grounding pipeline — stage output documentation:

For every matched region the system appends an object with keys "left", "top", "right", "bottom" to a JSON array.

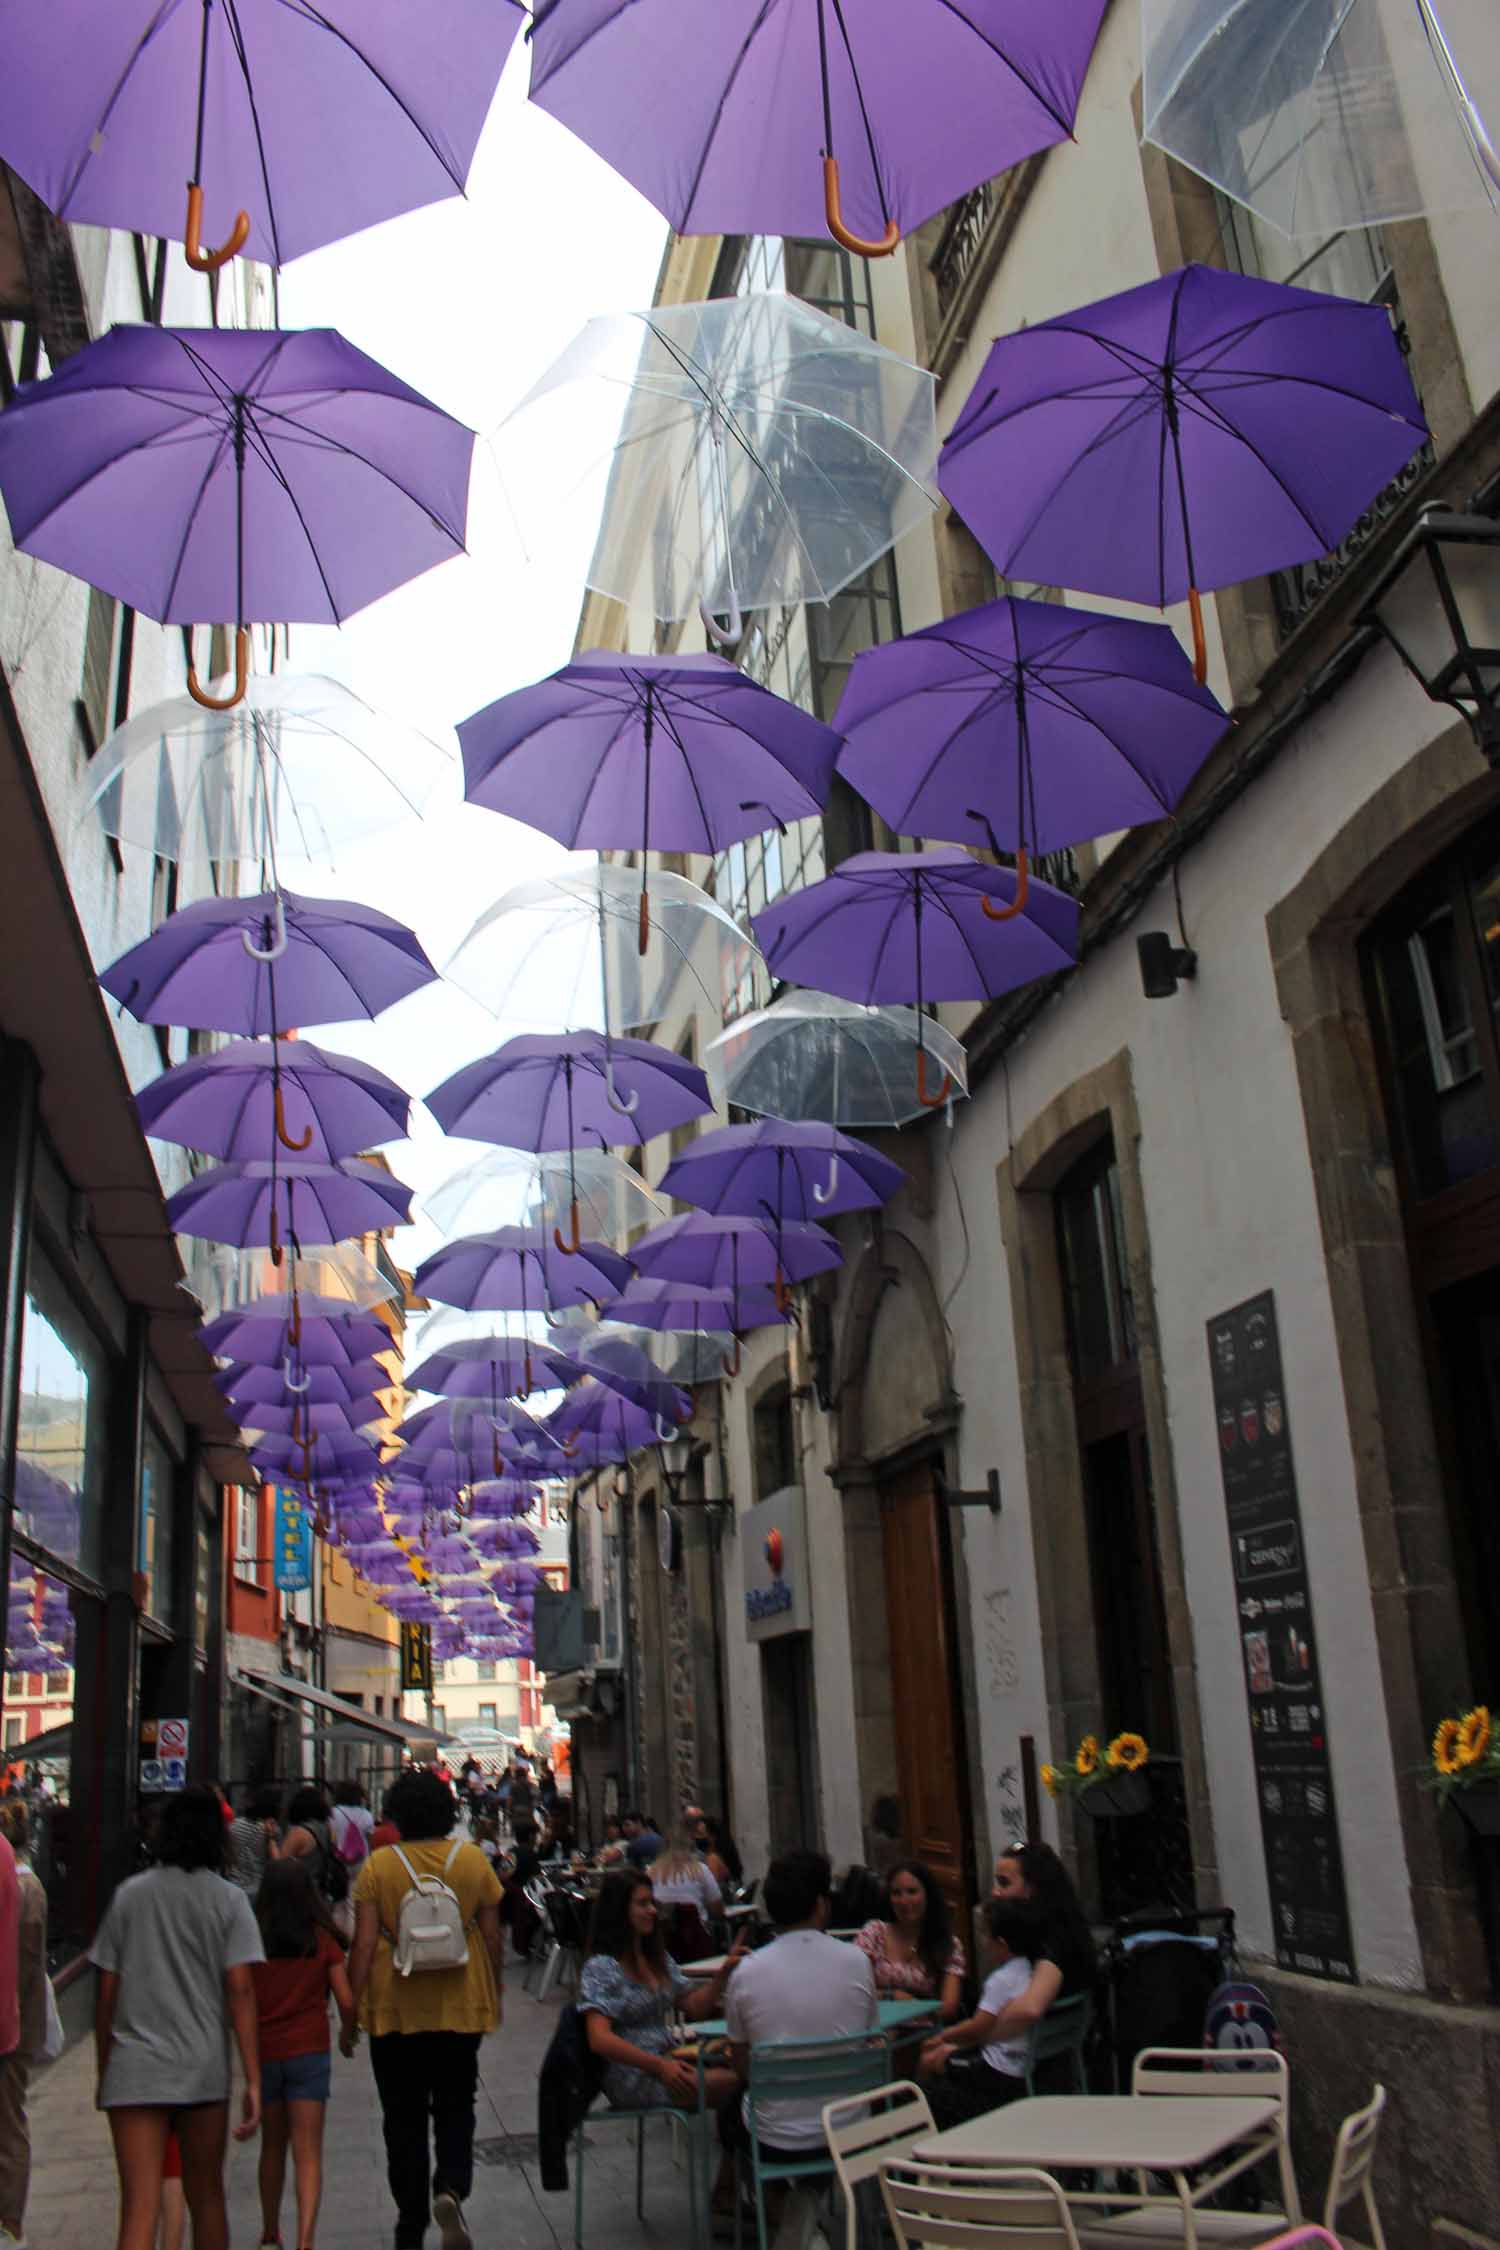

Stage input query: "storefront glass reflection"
[
  {"left": 4, "top": 1558, "right": 78, "bottom": 1966},
  {"left": 16, "top": 1258, "right": 109, "bottom": 1579}
]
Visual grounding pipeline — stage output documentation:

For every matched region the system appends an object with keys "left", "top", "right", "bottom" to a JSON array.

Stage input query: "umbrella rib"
[
  {"left": 646, "top": 685, "right": 725, "bottom": 849},
  {"left": 675, "top": 0, "right": 784, "bottom": 231},
  {"left": 279, "top": 0, "right": 479, "bottom": 190},
  {"left": 928, "top": 0, "right": 1078, "bottom": 134},
  {"left": 52, "top": 2, "right": 179, "bottom": 213},
  {"left": 223, "top": 0, "right": 286, "bottom": 268},
  {"left": 1166, "top": 378, "right": 1341, "bottom": 549}
]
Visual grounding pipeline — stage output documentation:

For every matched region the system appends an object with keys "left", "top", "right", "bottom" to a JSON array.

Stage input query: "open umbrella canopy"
[
  {"left": 166, "top": 1157, "right": 412, "bottom": 1248},
  {"left": 466, "top": 1480, "right": 542, "bottom": 1521},
  {"left": 405, "top": 1336, "right": 582, "bottom": 1401},
  {"left": 607, "top": 1278, "right": 791, "bottom": 1334},
  {"left": 459, "top": 652, "right": 841, "bottom": 861},
  {"left": 529, "top": 0, "right": 1108, "bottom": 256},
  {"left": 445, "top": 863, "right": 758, "bottom": 1034},
  {"left": 1141, "top": 0, "right": 1499, "bottom": 239},
  {"left": 428, "top": 1032, "right": 711, "bottom": 1153},
  {"left": 138, "top": 1039, "right": 410, "bottom": 1162},
  {"left": 659, "top": 1117, "right": 905, "bottom": 1221},
  {"left": 200, "top": 1298, "right": 391, "bottom": 1367},
  {"left": 86, "top": 673, "right": 457, "bottom": 874},
  {"left": 753, "top": 847, "right": 1080, "bottom": 1007},
  {"left": 629, "top": 1212, "right": 842, "bottom": 1291},
  {"left": 834, "top": 594, "right": 1230, "bottom": 855},
  {"left": 495, "top": 293, "right": 938, "bottom": 626},
  {"left": 705, "top": 992, "right": 969, "bottom": 1131},
  {"left": 425, "top": 1147, "right": 666, "bottom": 1247},
  {"left": 216, "top": 1357, "right": 389, "bottom": 1408},
  {"left": 412, "top": 1227, "right": 633, "bottom": 1316},
  {"left": 546, "top": 1379, "right": 675, "bottom": 1464},
  {"left": 936, "top": 266, "right": 1428, "bottom": 649},
  {"left": 239, "top": 1395, "right": 384, "bottom": 1438},
  {"left": 250, "top": 1429, "right": 380, "bottom": 1479},
  {"left": 99, "top": 889, "right": 438, "bottom": 1034},
  {"left": 0, "top": 0, "right": 526, "bottom": 268}
]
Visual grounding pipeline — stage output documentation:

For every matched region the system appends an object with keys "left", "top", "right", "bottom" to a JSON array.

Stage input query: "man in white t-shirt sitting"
[{"left": 722, "top": 1849, "right": 879, "bottom": 2167}]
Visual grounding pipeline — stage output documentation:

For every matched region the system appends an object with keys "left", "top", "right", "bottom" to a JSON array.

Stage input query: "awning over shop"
[{"left": 229, "top": 1667, "right": 446, "bottom": 1753}]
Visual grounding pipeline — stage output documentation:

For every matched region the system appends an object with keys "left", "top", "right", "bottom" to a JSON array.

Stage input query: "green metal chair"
[
  {"left": 573, "top": 2099, "right": 708, "bottom": 2248},
  {"left": 734, "top": 2033, "right": 890, "bottom": 2250},
  {"left": 1024, "top": 1991, "right": 1093, "bottom": 2096}
]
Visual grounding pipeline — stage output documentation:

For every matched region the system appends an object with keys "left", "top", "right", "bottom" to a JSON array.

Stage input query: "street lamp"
[
  {"left": 656, "top": 1428, "right": 696, "bottom": 1503},
  {"left": 1360, "top": 505, "right": 1500, "bottom": 764}
]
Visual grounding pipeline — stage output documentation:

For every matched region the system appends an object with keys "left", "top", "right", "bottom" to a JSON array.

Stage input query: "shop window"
[
  {"left": 139, "top": 1428, "right": 175, "bottom": 1622},
  {"left": 753, "top": 1380, "right": 795, "bottom": 1501},
  {"left": 480, "top": 1703, "right": 498, "bottom": 1728},
  {"left": 17, "top": 1249, "right": 110, "bottom": 1579}
]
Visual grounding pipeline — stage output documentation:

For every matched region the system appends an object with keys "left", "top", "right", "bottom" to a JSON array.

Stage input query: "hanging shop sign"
[
  {"left": 1207, "top": 1289, "right": 1356, "bottom": 1983},
  {"left": 273, "top": 1486, "right": 313, "bottom": 1594},
  {"left": 399, "top": 1621, "right": 433, "bottom": 1695},
  {"left": 740, "top": 1485, "right": 810, "bottom": 1643}
]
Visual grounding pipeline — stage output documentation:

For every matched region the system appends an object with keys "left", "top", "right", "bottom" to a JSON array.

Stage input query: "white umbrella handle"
[
  {"left": 1417, "top": 0, "right": 1500, "bottom": 189},
  {"left": 699, "top": 408, "right": 745, "bottom": 648},
  {"left": 283, "top": 1357, "right": 310, "bottom": 1394},
  {"left": 654, "top": 1413, "right": 680, "bottom": 1442},
  {"left": 698, "top": 593, "right": 744, "bottom": 647},
  {"left": 812, "top": 1153, "right": 840, "bottom": 1204},
  {"left": 242, "top": 891, "right": 288, "bottom": 962},
  {"left": 604, "top": 1053, "right": 639, "bottom": 1116}
]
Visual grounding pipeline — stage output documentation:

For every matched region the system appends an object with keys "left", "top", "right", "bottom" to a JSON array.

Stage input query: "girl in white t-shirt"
[
  {"left": 918, "top": 1899, "right": 1046, "bottom": 2129},
  {"left": 649, "top": 1830, "right": 722, "bottom": 1963}
]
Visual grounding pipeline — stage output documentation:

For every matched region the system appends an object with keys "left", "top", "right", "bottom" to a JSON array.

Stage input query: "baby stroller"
[{"left": 1102, "top": 1905, "right": 1239, "bottom": 2089}]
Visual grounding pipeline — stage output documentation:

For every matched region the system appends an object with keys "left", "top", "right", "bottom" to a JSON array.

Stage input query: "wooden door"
[{"left": 880, "top": 1463, "right": 971, "bottom": 1915}]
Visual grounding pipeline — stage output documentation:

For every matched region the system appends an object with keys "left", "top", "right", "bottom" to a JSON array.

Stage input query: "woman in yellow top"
[{"left": 349, "top": 1770, "right": 504, "bottom": 2250}]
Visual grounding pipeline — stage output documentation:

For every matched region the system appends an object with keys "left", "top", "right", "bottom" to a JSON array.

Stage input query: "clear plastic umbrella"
[
  {"left": 425, "top": 1147, "right": 666, "bottom": 1248},
  {"left": 493, "top": 293, "right": 938, "bottom": 638},
  {"left": 84, "top": 672, "right": 456, "bottom": 873},
  {"left": 1141, "top": 0, "right": 1500, "bottom": 238},
  {"left": 178, "top": 1238, "right": 405, "bottom": 1322},
  {"left": 446, "top": 862, "right": 760, "bottom": 1031},
  {"left": 705, "top": 991, "right": 969, "bottom": 1131}
]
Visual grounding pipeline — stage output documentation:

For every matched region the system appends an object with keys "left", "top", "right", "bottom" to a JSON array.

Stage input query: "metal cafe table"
[{"left": 909, "top": 2092, "right": 1284, "bottom": 2250}]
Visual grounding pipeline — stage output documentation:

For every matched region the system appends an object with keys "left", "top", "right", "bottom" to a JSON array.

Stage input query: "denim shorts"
[{"left": 261, "top": 2049, "right": 332, "bottom": 2104}]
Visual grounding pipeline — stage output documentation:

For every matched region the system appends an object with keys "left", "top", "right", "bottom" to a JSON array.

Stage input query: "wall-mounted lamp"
[
  {"left": 1137, "top": 930, "right": 1197, "bottom": 999},
  {"left": 1360, "top": 504, "right": 1500, "bottom": 764}
]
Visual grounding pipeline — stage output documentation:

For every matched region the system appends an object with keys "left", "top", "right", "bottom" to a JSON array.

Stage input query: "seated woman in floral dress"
[
  {"left": 854, "top": 1861, "right": 965, "bottom": 2022},
  {"left": 578, "top": 1870, "right": 746, "bottom": 2115}
]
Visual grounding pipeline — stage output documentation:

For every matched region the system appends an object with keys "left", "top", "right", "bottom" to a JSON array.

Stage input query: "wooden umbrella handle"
[
  {"left": 722, "top": 1336, "right": 742, "bottom": 1378},
  {"left": 916, "top": 1046, "right": 952, "bottom": 1109},
  {"left": 638, "top": 886, "right": 651, "bottom": 956},
  {"left": 823, "top": 155, "right": 900, "bottom": 257},
  {"left": 269, "top": 1200, "right": 283, "bottom": 1267},
  {"left": 274, "top": 1080, "right": 313, "bottom": 1153},
  {"left": 185, "top": 182, "right": 251, "bottom": 272},
  {"left": 188, "top": 625, "right": 250, "bottom": 711},
  {"left": 981, "top": 848, "right": 1030, "bottom": 922},
  {"left": 1188, "top": 586, "right": 1207, "bottom": 684},
  {"left": 552, "top": 1200, "right": 582, "bottom": 1256}
]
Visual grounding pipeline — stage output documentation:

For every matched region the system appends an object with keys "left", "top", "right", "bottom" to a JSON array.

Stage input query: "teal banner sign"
[{"left": 273, "top": 1486, "right": 313, "bottom": 1594}]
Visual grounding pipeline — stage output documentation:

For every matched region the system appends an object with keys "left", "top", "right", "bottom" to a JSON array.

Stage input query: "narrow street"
[{"left": 23, "top": 1958, "right": 697, "bottom": 2250}]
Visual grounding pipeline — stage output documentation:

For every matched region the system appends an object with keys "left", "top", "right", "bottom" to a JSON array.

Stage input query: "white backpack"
[{"left": 390, "top": 1843, "right": 470, "bottom": 1977}]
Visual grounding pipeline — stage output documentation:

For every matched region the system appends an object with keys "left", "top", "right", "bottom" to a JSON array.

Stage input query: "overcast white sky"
[{"left": 275, "top": 50, "right": 667, "bottom": 1278}]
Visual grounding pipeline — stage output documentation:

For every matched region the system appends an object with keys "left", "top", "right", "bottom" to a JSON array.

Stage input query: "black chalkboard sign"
[{"left": 1207, "top": 1289, "right": 1357, "bottom": 1983}]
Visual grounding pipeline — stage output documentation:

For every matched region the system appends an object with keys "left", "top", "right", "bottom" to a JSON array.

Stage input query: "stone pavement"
[{"left": 22, "top": 1956, "right": 707, "bottom": 2250}]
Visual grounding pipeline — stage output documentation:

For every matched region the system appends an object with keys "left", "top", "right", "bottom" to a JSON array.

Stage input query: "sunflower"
[
  {"left": 1106, "top": 1732, "right": 1149, "bottom": 1773},
  {"left": 1074, "top": 1734, "right": 1100, "bottom": 1779},
  {"left": 1458, "top": 1705, "right": 1492, "bottom": 1768},
  {"left": 1040, "top": 1764, "right": 1060, "bottom": 1799},
  {"left": 1433, "top": 1717, "right": 1464, "bottom": 1777}
]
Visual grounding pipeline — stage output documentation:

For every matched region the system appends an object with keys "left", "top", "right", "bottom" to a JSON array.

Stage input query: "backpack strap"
[{"left": 391, "top": 1845, "right": 418, "bottom": 1885}]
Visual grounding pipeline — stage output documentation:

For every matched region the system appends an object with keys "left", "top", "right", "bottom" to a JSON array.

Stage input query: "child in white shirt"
[{"left": 918, "top": 1899, "right": 1045, "bottom": 2128}]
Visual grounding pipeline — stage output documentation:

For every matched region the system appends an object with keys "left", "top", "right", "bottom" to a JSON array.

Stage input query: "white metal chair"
[
  {"left": 822, "top": 2080, "right": 935, "bottom": 2250},
  {"left": 1321, "top": 2086, "right": 1386, "bottom": 2250},
  {"left": 1076, "top": 2047, "right": 1299, "bottom": 2246},
  {"left": 882, "top": 2160, "right": 1083, "bottom": 2250}
]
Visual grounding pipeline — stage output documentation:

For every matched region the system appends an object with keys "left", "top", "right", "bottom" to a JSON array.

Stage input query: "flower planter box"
[
  {"left": 1075, "top": 1769, "right": 1151, "bottom": 1819},
  {"left": 1447, "top": 1782, "right": 1500, "bottom": 1838}
]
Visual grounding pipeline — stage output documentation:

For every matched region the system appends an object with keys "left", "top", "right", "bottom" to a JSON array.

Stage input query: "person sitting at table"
[
  {"left": 918, "top": 1898, "right": 1045, "bottom": 2127},
  {"left": 854, "top": 1860, "right": 964, "bottom": 2021},
  {"left": 649, "top": 1828, "right": 723, "bottom": 1963},
  {"left": 578, "top": 1870, "right": 744, "bottom": 2118},
  {"left": 991, "top": 1840, "right": 1097, "bottom": 2021},
  {"left": 621, "top": 1810, "right": 665, "bottom": 1869},
  {"left": 685, "top": 1803, "right": 742, "bottom": 1890},
  {"left": 719, "top": 1849, "right": 878, "bottom": 2187}
]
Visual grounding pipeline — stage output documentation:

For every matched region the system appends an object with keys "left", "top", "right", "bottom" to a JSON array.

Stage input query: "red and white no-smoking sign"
[{"left": 158, "top": 1717, "right": 189, "bottom": 1757}]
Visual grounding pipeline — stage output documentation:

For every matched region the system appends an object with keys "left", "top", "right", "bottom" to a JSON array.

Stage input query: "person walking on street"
[
  {"left": 348, "top": 1768, "right": 504, "bottom": 2250},
  {"left": 89, "top": 1784, "right": 263, "bottom": 2250},
  {"left": 281, "top": 1787, "right": 351, "bottom": 1941},
  {"left": 250, "top": 1859, "right": 358, "bottom": 2250},
  {"left": 227, "top": 1787, "right": 282, "bottom": 1898},
  {"left": 0, "top": 1806, "right": 42, "bottom": 2249}
]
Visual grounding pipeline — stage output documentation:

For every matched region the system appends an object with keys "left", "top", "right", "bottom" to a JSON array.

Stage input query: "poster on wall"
[{"left": 1206, "top": 1289, "right": 1357, "bottom": 1984}]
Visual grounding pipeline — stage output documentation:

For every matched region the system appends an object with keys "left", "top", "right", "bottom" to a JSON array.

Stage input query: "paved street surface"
[{"left": 23, "top": 1957, "right": 706, "bottom": 2250}]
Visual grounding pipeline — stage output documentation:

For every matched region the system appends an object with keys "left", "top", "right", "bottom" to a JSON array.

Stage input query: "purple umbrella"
[
  {"left": 472, "top": 1520, "right": 541, "bottom": 1557},
  {"left": 550, "top": 1331, "right": 694, "bottom": 1425},
  {"left": 0, "top": 326, "right": 474, "bottom": 711},
  {"left": 427, "top": 1032, "right": 710, "bottom": 1250},
  {"left": 460, "top": 653, "right": 840, "bottom": 947},
  {"left": 216, "top": 1357, "right": 388, "bottom": 1408},
  {"left": 751, "top": 848, "right": 1078, "bottom": 1104},
  {"left": 412, "top": 1226, "right": 633, "bottom": 1318},
  {"left": 529, "top": 0, "right": 1106, "bottom": 258},
  {"left": 835, "top": 595, "right": 1230, "bottom": 877},
  {"left": 609, "top": 1278, "right": 790, "bottom": 1333},
  {"left": 138, "top": 1039, "right": 410, "bottom": 1164},
  {"left": 0, "top": 0, "right": 524, "bottom": 271},
  {"left": 201, "top": 1297, "right": 390, "bottom": 1368},
  {"left": 936, "top": 264, "right": 1428, "bottom": 681},
  {"left": 630, "top": 1213, "right": 841, "bottom": 1292},
  {"left": 406, "top": 1336, "right": 582, "bottom": 1403},
  {"left": 239, "top": 1395, "right": 383, "bottom": 1439},
  {"left": 167, "top": 1156, "right": 411, "bottom": 1253},
  {"left": 658, "top": 1124, "right": 905, "bottom": 1272},
  {"left": 100, "top": 889, "right": 438, "bottom": 1034},
  {"left": 547, "top": 1379, "right": 684, "bottom": 1464},
  {"left": 250, "top": 1430, "right": 380, "bottom": 1481},
  {"left": 465, "top": 1480, "right": 541, "bottom": 1520}
]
